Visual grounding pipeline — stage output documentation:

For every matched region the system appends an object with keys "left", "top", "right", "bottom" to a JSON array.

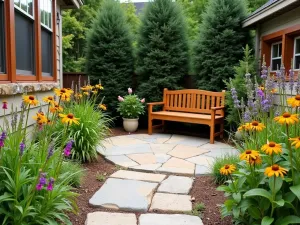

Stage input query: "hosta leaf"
[
  {"left": 261, "top": 216, "right": 274, "bottom": 225},
  {"left": 244, "top": 188, "right": 272, "bottom": 201},
  {"left": 275, "top": 216, "right": 300, "bottom": 225},
  {"left": 290, "top": 184, "right": 300, "bottom": 200}
]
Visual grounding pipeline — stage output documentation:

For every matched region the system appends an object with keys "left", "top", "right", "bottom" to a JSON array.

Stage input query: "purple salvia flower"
[
  {"left": 47, "top": 178, "right": 55, "bottom": 191},
  {"left": 19, "top": 141, "right": 25, "bottom": 156},
  {"left": 289, "top": 67, "right": 295, "bottom": 92},
  {"left": 47, "top": 144, "right": 54, "bottom": 160},
  {"left": 230, "top": 87, "right": 240, "bottom": 109},
  {"left": 20, "top": 101, "right": 25, "bottom": 110},
  {"left": 261, "top": 98, "right": 271, "bottom": 112},
  {"left": 296, "top": 75, "right": 300, "bottom": 94},
  {"left": 64, "top": 140, "right": 74, "bottom": 157},
  {"left": 0, "top": 131, "right": 7, "bottom": 148},
  {"left": 36, "top": 173, "right": 47, "bottom": 191},
  {"left": 256, "top": 88, "right": 264, "bottom": 99},
  {"left": 243, "top": 110, "right": 251, "bottom": 122},
  {"left": 261, "top": 61, "right": 268, "bottom": 80},
  {"left": 275, "top": 111, "right": 280, "bottom": 117}
]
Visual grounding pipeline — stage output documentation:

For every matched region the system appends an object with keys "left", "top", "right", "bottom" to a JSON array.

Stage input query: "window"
[
  {"left": 0, "top": 0, "right": 5, "bottom": 73},
  {"left": 41, "top": 0, "right": 53, "bottom": 76},
  {"left": 271, "top": 42, "right": 282, "bottom": 71},
  {"left": 294, "top": 37, "right": 300, "bottom": 70},
  {"left": 15, "top": 0, "right": 35, "bottom": 75}
]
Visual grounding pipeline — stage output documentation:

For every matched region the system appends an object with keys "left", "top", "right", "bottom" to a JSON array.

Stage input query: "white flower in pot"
[{"left": 117, "top": 88, "right": 145, "bottom": 132}]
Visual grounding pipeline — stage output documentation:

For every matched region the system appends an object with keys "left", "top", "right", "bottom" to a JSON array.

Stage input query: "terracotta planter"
[{"left": 123, "top": 118, "right": 139, "bottom": 132}]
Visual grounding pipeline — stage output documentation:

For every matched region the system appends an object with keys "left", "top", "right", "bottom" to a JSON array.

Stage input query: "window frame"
[
  {"left": 0, "top": 0, "right": 57, "bottom": 83},
  {"left": 294, "top": 36, "right": 300, "bottom": 70},
  {"left": 270, "top": 41, "right": 282, "bottom": 72},
  {"left": 0, "top": 0, "right": 6, "bottom": 75}
]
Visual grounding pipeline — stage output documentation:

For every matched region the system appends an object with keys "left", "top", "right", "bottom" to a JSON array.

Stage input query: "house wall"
[{"left": 0, "top": 0, "right": 64, "bottom": 132}]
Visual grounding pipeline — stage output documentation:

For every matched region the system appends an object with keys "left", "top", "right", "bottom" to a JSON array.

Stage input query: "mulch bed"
[{"left": 68, "top": 127, "right": 232, "bottom": 225}]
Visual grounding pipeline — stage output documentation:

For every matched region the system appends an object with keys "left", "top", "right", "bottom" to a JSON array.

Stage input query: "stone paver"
[
  {"left": 89, "top": 178, "right": 158, "bottom": 212},
  {"left": 157, "top": 176, "right": 193, "bottom": 194},
  {"left": 139, "top": 214, "right": 203, "bottom": 225},
  {"left": 150, "top": 193, "right": 192, "bottom": 212},
  {"left": 187, "top": 155, "right": 215, "bottom": 167},
  {"left": 85, "top": 212, "right": 137, "bottom": 225},
  {"left": 195, "top": 165, "right": 210, "bottom": 175},
  {"left": 106, "top": 155, "right": 138, "bottom": 168},
  {"left": 104, "top": 144, "right": 152, "bottom": 156},
  {"left": 99, "top": 134, "right": 236, "bottom": 175},
  {"left": 168, "top": 145, "right": 210, "bottom": 159},
  {"left": 110, "top": 170, "right": 166, "bottom": 183},
  {"left": 127, "top": 153, "right": 156, "bottom": 165},
  {"left": 130, "top": 163, "right": 162, "bottom": 172}
]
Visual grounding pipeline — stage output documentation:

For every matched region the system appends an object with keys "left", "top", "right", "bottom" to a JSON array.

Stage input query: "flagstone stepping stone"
[
  {"left": 89, "top": 178, "right": 158, "bottom": 212},
  {"left": 156, "top": 167, "right": 194, "bottom": 175},
  {"left": 106, "top": 155, "right": 138, "bottom": 168},
  {"left": 104, "top": 144, "right": 152, "bottom": 156},
  {"left": 127, "top": 153, "right": 157, "bottom": 164},
  {"left": 187, "top": 155, "right": 215, "bottom": 167},
  {"left": 177, "top": 138, "right": 209, "bottom": 147},
  {"left": 154, "top": 153, "right": 171, "bottom": 163},
  {"left": 164, "top": 135, "right": 186, "bottom": 144},
  {"left": 195, "top": 165, "right": 211, "bottom": 175},
  {"left": 149, "top": 193, "right": 192, "bottom": 212},
  {"left": 162, "top": 157, "right": 195, "bottom": 170},
  {"left": 139, "top": 214, "right": 203, "bottom": 225},
  {"left": 168, "top": 145, "right": 210, "bottom": 159},
  {"left": 110, "top": 170, "right": 166, "bottom": 183},
  {"left": 85, "top": 212, "right": 137, "bottom": 225},
  {"left": 150, "top": 143, "right": 176, "bottom": 154},
  {"left": 157, "top": 176, "right": 193, "bottom": 194},
  {"left": 107, "top": 136, "right": 148, "bottom": 146},
  {"left": 130, "top": 163, "right": 162, "bottom": 172},
  {"left": 203, "top": 148, "right": 238, "bottom": 158}
]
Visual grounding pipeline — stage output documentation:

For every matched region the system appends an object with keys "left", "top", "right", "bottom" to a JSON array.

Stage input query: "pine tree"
[
  {"left": 85, "top": 0, "right": 134, "bottom": 115},
  {"left": 194, "top": 0, "right": 251, "bottom": 91},
  {"left": 136, "top": 0, "right": 189, "bottom": 103}
]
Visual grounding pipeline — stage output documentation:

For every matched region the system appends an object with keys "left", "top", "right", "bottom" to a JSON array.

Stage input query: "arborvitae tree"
[
  {"left": 85, "top": 0, "right": 134, "bottom": 115},
  {"left": 136, "top": 0, "right": 189, "bottom": 103},
  {"left": 194, "top": 0, "right": 251, "bottom": 91}
]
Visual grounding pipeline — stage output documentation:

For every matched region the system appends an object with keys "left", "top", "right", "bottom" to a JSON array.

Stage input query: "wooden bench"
[{"left": 148, "top": 88, "right": 225, "bottom": 144}]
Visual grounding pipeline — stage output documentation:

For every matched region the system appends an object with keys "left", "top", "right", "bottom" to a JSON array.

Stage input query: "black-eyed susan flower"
[
  {"left": 81, "top": 85, "right": 93, "bottom": 92},
  {"left": 83, "top": 91, "right": 89, "bottom": 96},
  {"left": 23, "top": 95, "right": 39, "bottom": 106},
  {"left": 74, "top": 93, "right": 83, "bottom": 99},
  {"left": 238, "top": 123, "right": 251, "bottom": 131},
  {"left": 261, "top": 142, "right": 282, "bottom": 155},
  {"left": 248, "top": 154, "right": 262, "bottom": 165},
  {"left": 219, "top": 164, "right": 236, "bottom": 175},
  {"left": 54, "top": 88, "right": 72, "bottom": 99},
  {"left": 95, "top": 84, "right": 104, "bottom": 90},
  {"left": 43, "top": 96, "right": 55, "bottom": 104},
  {"left": 33, "top": 112, "right": 48, "bottom": 124},
  {"left": 49, "top": 103, "right": 63, "bottom": 113},
  {"left": 92, "top": 90, "right": 98, "bottom": 95},
  {"left": 265, "top": 164, "right": 288, "bottom": 178},
  {"left": 289, "top": 137, "right": 300, "bottom": 149},
  {"left": 250, "top": 121, "right": 266, "bottom": 132},
  {"left": 240, "top": 150, "right": 260, "bottom": 161},
  {"left": 59, "top": 113, "right": 80, "bottom": 125},
  {"left": 287, "top": 95, "right": 300, "bottom": 108},
  {"left": 274, "top": 112, "right": 298, "bottom": 125},
  {"left": 99, "top": 104, "right": 107, "bottom": 111}
]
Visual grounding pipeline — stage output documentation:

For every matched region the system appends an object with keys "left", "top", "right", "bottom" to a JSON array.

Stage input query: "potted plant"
[{"left": 117, "top": 88, "right": 145, "bottom": 132}]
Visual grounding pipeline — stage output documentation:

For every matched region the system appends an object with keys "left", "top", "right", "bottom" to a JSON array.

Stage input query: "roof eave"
[
  {"left": 61, "top": 0, "right": 83, "bottom": 9},
  {"left": 243, "top": 0, "right": 299, "bottom": 28}
]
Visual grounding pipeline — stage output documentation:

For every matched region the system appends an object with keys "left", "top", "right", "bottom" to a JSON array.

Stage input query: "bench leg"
[
  {"left": 148, "top": 117, "right": 153, "bottom": 135},
  {"left": 162, "top": 120, "right": 165, "bottom": 132},
  {"left": 210, "top": 124, "right": 215, "bottom": 144},
  {"left": 220, "top": 123, "right": 224, "bottom": 139}
]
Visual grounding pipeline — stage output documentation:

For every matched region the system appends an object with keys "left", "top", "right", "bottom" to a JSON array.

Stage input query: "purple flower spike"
[
  {"left": 47, "top": 145, "right": 54, "bottom": 160},
  {"left": 230, "top": 87, "right": 240, "bottom": 109},
  {"left": 261, "top": 61, "right": 268, "bottom": 80},
  {"left": 0, "top": 131, "right": 7, "bottom": 148},
  {"left": 36, "top": 172, "right": 47, "bottom": 191},
  {"left": 64, "top": 140, "right": 74, "bottom": 157},
  {"left": 19, "top": 142, "right": 25, "bottom": 156},
  {"left": 47, "top": 178, "right": 55, "bottom": 191}
]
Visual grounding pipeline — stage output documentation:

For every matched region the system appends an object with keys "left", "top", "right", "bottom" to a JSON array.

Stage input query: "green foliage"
[
  {"left": 54, "top": 100, "right": 111, "bottom": 163},
  {"left": 117, "top": 90, "right": 145, "bottom": 119},
  {"left": 211, "top": 154, "right": 240, "bottom": 184},
  {"left": 121, "top": 0, "right": 141, "bottom": 38},
  {"left": 96, "top": 172, "right": 107, "bottom": 182},
  {"left": 136, "top": 0, "right": 189, "bottom": 103},
  {"left": 247, "top": 0, "right": 269, "bottom": 13},
  {"left": 194, "top": 0, "right": 251, "bottom": 91},
  {"left": 0, "top": 99, "right": 79, "bottom": 224},
  {"left": 224, "top": 45, "right": 258, "bottom": 129},
  {"left": 191, "top": 202, "right": 205, "bottom": 217},
  {"left": 86, "top": 0, "right": 134, "bottom": 116},
  {"left": 61, "top": 161, "right": 85, "bottom": 188}
]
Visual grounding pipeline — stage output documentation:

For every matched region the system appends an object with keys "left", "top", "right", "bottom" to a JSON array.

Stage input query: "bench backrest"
[{"left": 163, "top": 89, "right": 225, "bottom": 115}]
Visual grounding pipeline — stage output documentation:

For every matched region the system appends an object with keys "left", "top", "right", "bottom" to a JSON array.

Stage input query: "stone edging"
[{"left": 0, "top": 82, "right": 60, "bottom": 95}]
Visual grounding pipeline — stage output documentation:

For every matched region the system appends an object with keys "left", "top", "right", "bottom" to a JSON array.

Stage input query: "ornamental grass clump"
[
  {"left": 218, "top": 58, "right": 300, "bottom": 224},
  {"left": 52, "top": 81, "right": 111, "bottom": 163},
  {"left": 0, "top": 91, "right": 83, "bottom": 224}
]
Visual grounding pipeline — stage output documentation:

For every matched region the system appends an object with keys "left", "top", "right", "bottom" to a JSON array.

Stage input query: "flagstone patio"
[{"left": 97, "top": 134, "right": 238, "bottom": 175}]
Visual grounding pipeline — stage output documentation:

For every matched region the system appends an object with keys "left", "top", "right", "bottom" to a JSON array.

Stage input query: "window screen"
[
  {"left": 294, "top": 38, "right": 300, "bottom": 70},
  {"left": 0, "top": 0, "right": 5, "bottom": 73},
  {"left": 41, "top": 27, "right": 52, "bottom": 75},
  {"left": 15, "top": 10, "right": 35, "bottom": 74},
  {"left": 271, "top": 42, "right": 282, "bottom": 71}
]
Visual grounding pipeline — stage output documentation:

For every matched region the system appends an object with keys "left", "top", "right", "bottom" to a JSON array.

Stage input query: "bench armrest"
[
  {"left": 147, "top": 102, "right": 165, "bottom": 106},
  {"left": 211, "top": 106, "right": 225, "bottom": 111}
]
